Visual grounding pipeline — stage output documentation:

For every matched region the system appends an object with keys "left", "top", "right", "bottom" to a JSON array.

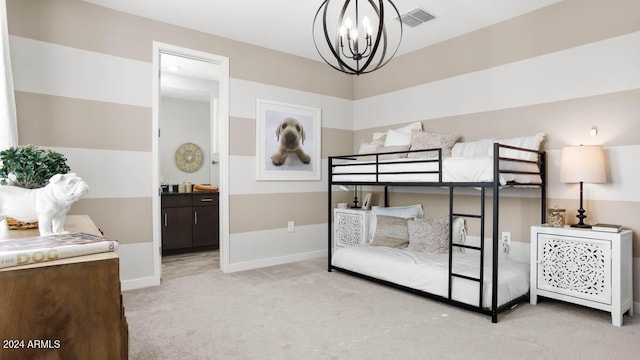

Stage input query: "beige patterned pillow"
[
  {"left": 408, "top": 131, "right": 459, "bottom": 159},
  {"left": 407, "top": 216, "right": 450, "bottom": 253},
  {"left": 371, "top": 215, "right": 410, "bottom": 248}
]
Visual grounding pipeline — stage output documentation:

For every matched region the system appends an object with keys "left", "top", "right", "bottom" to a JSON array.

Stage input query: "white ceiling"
[{"left": 84, "top": 0, "right": 562, "bottom": 62}]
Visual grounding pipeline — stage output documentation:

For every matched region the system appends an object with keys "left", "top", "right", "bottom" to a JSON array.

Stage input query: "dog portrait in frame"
[{"left": 256, "top": 99, "right": 321, "bottom": 181}]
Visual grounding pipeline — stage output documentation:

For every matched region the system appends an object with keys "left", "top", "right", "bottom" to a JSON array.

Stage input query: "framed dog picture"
[{"left": 256, "top": 99, "right": 321, "bottom": 181}]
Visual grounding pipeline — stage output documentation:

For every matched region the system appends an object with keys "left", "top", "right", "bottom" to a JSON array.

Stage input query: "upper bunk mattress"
[
  {"left": 332, "top": 245, "right": 529, "bottom": 308},
  {"left": 330, "top": 156, "right": 541, "bottom": 185}
]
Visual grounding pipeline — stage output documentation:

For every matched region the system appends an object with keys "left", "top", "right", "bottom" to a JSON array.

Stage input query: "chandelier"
[{"left": 313, "top": 0, "right": 403, "bottom": 76}]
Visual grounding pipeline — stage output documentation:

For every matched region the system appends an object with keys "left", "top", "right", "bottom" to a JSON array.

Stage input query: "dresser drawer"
[
  {"left": 193, "top": 193, "right": 219, "bottom": 206},
  {"left": 161, "top": 194, "right": 192, "bottom": 207}
]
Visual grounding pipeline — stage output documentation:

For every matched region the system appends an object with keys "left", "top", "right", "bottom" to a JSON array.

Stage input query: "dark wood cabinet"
[{"left": 161, "top": 192, "right": 219, "bottom": 254}]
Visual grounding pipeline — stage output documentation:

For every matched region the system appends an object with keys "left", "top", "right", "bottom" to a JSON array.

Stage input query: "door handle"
[
  {"left": 164, "top": 213, "right": 167, "bottom": 227},
  {"left": 194, "top": 211, "right": 198, "bottom": 225}
]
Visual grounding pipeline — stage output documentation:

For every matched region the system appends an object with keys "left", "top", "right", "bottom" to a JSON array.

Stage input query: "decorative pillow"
[
  {"left": 371, "top": 122, "right": 422, "bottom": 147},
  {"left": 452, "top": 217, "right": 467, "bottom": 246},
  {"left": 384, "top": 129, "right": 412, "bottom": 147},
  {"left": 498, "top": 133, "right": 545, "bottom": 161},
  {"left": 407, "top": 131, "right": 459, "bottom": 159},
  {"left": 377, "top": 145, "right": 410, "bottom": 160},
  {"left": 370, "top": 215, "right": 410, "bottom": 248},
  {"left": 451, "top": 138, "right": 497, "bottom": 158},
  {"left": 369, "top": 204, "right": 423, "bottom": 242},
  {"left": 357, "top": 144, "right": 409, "bottom": 161},
  {"left": 358, "top": 142, "right": 380, "bottom": 154},
  {"left": 395, "top": 121, "right": 423, "bottom": 134},
  {"left": 407, "top": 216, "right": 450, "bottom": 253},
  {"left": 371, "top": 132, "right": 387, "bottom": 145},
  {"left": 407, "top": 216, "right": 467, "bottom": 254}
]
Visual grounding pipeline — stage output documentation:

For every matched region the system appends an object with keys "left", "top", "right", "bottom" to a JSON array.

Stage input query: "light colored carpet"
[{"left": 123, "top": 257, "right": 640, "bottom": 360}]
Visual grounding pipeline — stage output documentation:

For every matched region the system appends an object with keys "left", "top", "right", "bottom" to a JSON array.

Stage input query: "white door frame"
[{"left": 152, "top": 42, "right": 230, "bottom": 284}]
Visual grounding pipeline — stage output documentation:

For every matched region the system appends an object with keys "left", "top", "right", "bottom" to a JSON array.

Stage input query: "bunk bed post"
[
  {"left": 328, "top": 156, "right": 333, "bottom": 272},
  {"left": 540, "top": 151, "right": 547, "bottom": 223},
  {"left": 384, "top": 186, "right": 388, "bottom": 207},
  {"left": 447, "top": 187, "right": 454, "bottom": 300},
  {"left": 491, "top": 143, "right": 500, "bottom": 323},
  {"left": 479, "top": 187, "right": 486, "bottom": 309}
]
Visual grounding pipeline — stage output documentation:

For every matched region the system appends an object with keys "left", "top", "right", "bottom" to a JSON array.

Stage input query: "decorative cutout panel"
[
  {"left": 336, "top": 212, "right": 365, "bottom": 247},
  {"left": 537, "top": 235, "right": 611, "bottom": 304}
]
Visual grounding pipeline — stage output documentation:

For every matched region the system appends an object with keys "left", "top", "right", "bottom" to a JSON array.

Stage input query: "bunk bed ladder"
[{"left": 447, "top": 186, "right": 486, "bottom": 310}]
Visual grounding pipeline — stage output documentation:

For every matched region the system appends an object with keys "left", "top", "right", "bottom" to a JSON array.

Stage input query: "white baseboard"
[
  {"left": 226, "top": 249, "right": 325, "bottom": 273},
  {"left": 121, "top": 276, "right": 158, "bottom": 291}
]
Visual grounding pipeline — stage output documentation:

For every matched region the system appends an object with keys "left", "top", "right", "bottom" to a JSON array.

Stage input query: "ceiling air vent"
[{"left": 398, "top": 8, "right": 435, "bottom": 27}]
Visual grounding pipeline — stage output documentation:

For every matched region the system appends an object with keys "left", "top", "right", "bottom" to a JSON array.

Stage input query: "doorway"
[{"left": 152, "top": 42, "right": 230, "bottom": 284}]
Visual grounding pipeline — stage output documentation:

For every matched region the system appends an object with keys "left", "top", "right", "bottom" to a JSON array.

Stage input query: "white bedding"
[
  {"left": 331, "top": 245, "right": 529, "bottom": 308},
  {"left": 331, "top": 156, "right": 541, "bottom": 185}
]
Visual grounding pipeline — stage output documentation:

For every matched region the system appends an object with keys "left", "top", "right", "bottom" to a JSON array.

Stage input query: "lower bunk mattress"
[{"left": 331, "top": 245, "right": 529, "bottom": 309}]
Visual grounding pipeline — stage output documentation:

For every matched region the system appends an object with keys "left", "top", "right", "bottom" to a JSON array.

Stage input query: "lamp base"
[{"left": 570, "top": 223, "right": 592, "bottom": 229}]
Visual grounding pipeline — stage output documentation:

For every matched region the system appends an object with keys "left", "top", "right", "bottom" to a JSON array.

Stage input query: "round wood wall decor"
[{"left": 175, "top": 143, "right": 203, "bottom": 173}]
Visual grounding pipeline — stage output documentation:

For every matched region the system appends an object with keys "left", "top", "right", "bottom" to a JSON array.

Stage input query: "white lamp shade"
[{"left": 560, "top": 145, "right": 606, "bottom": 183}]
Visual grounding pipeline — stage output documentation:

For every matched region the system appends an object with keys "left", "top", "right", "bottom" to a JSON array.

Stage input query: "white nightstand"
[
  {"left": 530, "top": 225, "right": 633, "bottom": 326},
  {"left": 333, "top": 208, "right": 371, "bottom": 252}
]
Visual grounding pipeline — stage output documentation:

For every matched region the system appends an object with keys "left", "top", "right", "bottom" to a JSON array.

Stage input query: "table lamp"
[{"left": 560, "top": 145, "right": 606, "bottom": 228}]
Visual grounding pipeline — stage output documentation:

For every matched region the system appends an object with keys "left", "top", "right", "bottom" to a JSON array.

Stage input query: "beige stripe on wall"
[
  {"left": 6, "top": 0, "right": 353, "bottom": 100},
  {"left": 15, "top": 91, "right": 151, "bottom": 152},
  {"left": 353, "top": 89, "right": 640, "bottom": 152},
  {"left": 230, "top": 192, "right": 327, "bottom": 234},
  {"left": 353, "top": 0, "right": 640, "bottom": 99},
  {"left": 68, "top": 197, "right": 152, "bottom": 245}
]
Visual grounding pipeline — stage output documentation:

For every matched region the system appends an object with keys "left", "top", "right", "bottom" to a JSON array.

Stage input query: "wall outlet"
[
  {"left": 288, "top": 221, "right": 295, "bottom": 232},
  {"left": 502, "top": 231, "right": 511, "bottom": 254}
]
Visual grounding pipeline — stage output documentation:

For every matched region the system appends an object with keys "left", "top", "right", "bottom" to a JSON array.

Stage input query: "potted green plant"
[
  {"left": 0, "top": 145, "right": 71, "bottom": 189},
  {"left": 0, "top": 145, "right": 71, "bottom": 229}
]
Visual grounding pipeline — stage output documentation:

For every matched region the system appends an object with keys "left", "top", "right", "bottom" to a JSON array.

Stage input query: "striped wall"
[
  {"left": 6, "top": 0, "right": 640, "bottom": 309},
  {"left": 6, "top": 0, "right": 353, "bottom": 287},
  {"left": 351, "top": 0, "right": 640, "bottom": 305}
]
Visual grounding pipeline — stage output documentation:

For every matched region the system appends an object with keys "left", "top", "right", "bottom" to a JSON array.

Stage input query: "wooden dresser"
[{"left": 0, "top": 215, "right": 129, "bottom": 359}]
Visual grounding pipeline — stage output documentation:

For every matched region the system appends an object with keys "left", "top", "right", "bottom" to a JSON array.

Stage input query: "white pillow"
[
  {"left": 498, "top": 133, "right": 545, "bottom": 161},
  {"left": 368, "top": 204, "right": 424, "bottom": 242},
  {"left": 372, "top": 122, "right": 422, "bottom": 146},
  {"left": 358, "top": 142, "right": 380, "bottom": 154},
  {"left": 395, "top": 121, "right": 423, "bottom": 134},
  {"left": 451, "top": 139, "right": 497, "bottom": 158},
  {"left": 384, "top": 129, "right": 412, "bottom": 146},
  {"left": 371, "top": 132, "right": 387, "bottom": 145}
]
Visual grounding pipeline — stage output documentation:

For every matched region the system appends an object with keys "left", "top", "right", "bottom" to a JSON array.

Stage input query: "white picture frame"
[{"left": 256, "top": 99, "right": 322, "bottom": 181}]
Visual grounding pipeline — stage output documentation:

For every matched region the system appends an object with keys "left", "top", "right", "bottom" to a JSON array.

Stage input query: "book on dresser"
[
  {"left": 591, "top": 223, "right": 623, "bottom": 233},
  {"left": 0, "top": 232, "right": 118, "bottom": 269}
]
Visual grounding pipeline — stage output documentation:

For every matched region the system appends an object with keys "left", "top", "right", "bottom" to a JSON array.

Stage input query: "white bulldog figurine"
[{"left": 0, "top": 173, "right": 89, "bottom": 235}]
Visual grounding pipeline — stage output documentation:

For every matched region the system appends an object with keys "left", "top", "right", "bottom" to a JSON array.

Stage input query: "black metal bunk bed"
[{"left": 327, "top": 143, "right": 546, "bottom": 323}]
